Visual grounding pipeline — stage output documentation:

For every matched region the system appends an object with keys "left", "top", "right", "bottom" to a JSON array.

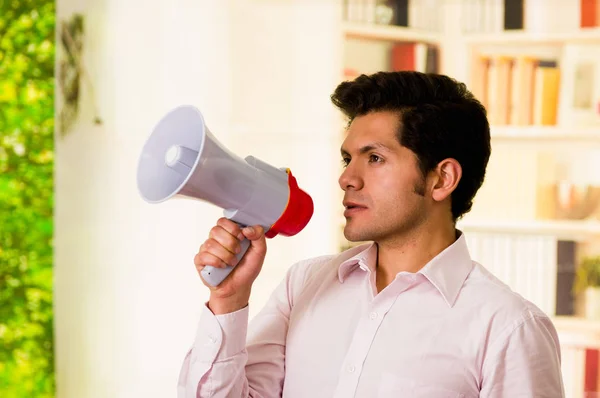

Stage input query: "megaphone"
[{"left": 136, "top": 105, "right": 314, "bottom": 286}]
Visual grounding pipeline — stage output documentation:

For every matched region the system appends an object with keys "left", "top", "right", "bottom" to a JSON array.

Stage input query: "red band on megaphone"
[{"left": 265, "top": 170, "right": 314, "bottom": 238}]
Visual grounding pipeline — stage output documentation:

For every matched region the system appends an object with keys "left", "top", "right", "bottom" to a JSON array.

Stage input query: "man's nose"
[{"left": 339, "top": 163, "right": 363, "bottom": 191}]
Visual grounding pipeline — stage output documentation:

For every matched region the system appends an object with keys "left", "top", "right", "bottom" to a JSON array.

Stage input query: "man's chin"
[{"left": 344, "top": 228, "right": 370, "bottom": 243}]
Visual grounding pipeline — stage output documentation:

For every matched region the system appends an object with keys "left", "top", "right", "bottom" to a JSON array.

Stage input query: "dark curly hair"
[{"left": 331, "top": 71, "right": 491, "bottom": 221}]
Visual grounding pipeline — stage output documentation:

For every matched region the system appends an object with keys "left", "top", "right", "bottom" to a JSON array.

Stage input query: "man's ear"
[{"left": 431, "top": 158, "right": 462, "bottom": 203}]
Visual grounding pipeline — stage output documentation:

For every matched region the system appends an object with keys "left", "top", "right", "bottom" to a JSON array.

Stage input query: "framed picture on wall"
[{"left": 558, "top": 44, "right": 600, "bottom": 127}]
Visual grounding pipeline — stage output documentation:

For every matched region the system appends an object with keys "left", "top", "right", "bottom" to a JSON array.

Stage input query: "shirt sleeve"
[
  {"left": 177, "top": 257, "right": 319, "bottom": 398},
  {"left": 480, "top": 312, "right": 565, "bottom": 397}
]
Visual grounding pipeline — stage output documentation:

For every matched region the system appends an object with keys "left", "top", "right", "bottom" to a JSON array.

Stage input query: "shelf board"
[
  {"left": 464, "top": 28, "right": 600, "bottom": 46},
  {"left": 553, "top": 316, "right": 600, "bottom": 349},
  {"left": 457, "top": 219, "right": 600, "bottom": 241},
  {"left": 342, "top": 22, "right": 441, "bottom": 45},
  {"left": 490, "top": 126, "right": 600, "bottom": 145}
]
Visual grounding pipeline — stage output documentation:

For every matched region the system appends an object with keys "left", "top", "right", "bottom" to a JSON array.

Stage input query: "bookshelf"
[
  {"left": 342, "top": 22, "right": 441, "bottom": 44},
  {"left": 554, "top": 316, "right": 600, "bottom": 349},
  {"left": 464, "top": 28, "right": 600, "bottom": 46},
  {"left": 340, "top": 2, "right": 600, "bottom": 241},
  {"left": 457, "top": 219, "right": 600, "bottom": 242},
  {"left": 491, "top": 126, "right": 600, "bottom": 141},
  {"left": 339, "top": 1, "right": 600, "bottom": 395},
  {"left": 489, "top": 126, "right": 600, "bottom": 149}
]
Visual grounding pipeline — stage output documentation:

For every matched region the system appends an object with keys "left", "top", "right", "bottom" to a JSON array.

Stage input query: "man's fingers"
[
  {"left": 242, "top": 225, "right": 265, "bottom": 241},
  {"left": 241, "top": 225, "right": 267, "bottom": 258},
  {"left": 209, "top": 225, "right": 242, "bottom": 255},
  {"left": 216, "top": 217, "right": 244, "bottom": 241},
  {"left": 194, "top": 249, "right": 230, "bottom": 269}
]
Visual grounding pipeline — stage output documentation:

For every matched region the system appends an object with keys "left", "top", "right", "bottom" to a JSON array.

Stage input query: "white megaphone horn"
[{"left": 136, "top": 105, "right": 314, "bottom": 286}]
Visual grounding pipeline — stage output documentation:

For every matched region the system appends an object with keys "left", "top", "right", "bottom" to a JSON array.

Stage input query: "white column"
[{"left": 54, "top": 0, "right": 342, "bottom": 397}]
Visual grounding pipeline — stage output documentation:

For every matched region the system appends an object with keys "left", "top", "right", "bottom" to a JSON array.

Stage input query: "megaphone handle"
[{"left": 200, "top": 237, "right": 252, "bottom": 287}]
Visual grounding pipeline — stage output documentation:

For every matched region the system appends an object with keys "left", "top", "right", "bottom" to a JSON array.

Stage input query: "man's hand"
[{"left": 194, "top": 217, "right": 267, "bottom": 314}]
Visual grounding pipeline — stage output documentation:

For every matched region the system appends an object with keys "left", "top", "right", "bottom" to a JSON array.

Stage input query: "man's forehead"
[
  {"left": 343, "top": 120, "right": 400, "bottom": 150},
  {"left": 340, "top": 130, "right": 402, "bottom": 156}
]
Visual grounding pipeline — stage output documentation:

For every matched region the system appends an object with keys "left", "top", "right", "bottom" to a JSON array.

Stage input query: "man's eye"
[
  {"left": 369, "top": 154, "right": 382, "bottom": 163},
  {"left": 341, "top": 158, "right": 350, "bottom": 167}
]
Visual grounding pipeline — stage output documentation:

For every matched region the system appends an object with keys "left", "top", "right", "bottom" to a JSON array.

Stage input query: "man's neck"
[{"left": 375, "top": 220, "right": 457, "bottom": 293}]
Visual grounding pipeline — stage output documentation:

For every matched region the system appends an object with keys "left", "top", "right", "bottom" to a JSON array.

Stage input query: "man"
[{"left": 178, "top": 71, "right": 565, "bottom": 397}]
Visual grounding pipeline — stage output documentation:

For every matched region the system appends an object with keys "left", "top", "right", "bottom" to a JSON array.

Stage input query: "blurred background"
[{"left": 2, "top": 0, "right": 600, "bottom": 397}]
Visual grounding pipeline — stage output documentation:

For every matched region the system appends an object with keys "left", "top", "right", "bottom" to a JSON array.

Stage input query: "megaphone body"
[{"left": 136, "top": 106, "right": 313, "bottom": 286}]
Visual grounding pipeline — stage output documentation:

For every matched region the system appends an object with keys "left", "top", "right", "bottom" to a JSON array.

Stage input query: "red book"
[
  {"left": 390, "top": 43, "right": 416, "bottom": 71},
  {"left": 585, "top": 349, "right": 600, "bottom": 395},
  {"left": 581, "top": 0, "right": 598, "bottom": 27}
]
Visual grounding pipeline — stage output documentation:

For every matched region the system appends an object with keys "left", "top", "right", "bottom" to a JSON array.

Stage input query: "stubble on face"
[{"left": 344, "top": 174, "right": 428, "bottom": 244}]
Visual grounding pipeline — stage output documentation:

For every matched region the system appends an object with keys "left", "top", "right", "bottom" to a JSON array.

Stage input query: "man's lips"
[{"left": 343, "top": 201, "right": 367, "bottom": 216}]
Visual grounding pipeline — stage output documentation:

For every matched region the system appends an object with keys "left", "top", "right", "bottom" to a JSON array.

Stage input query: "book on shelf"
[
  {"left": 534, "top": 60, "right": 561, "bottom": 126},
  {"left": 342, "top": 40, "right": 439, "bottom": 81},
  {"left": 390, "top": 42, "right": 439, "bottom": 73},
  {"left": 462, "top": 0, "right": 592, "bottom": 34},
  {"left": 503, "top": 0, "right": 524, "bottom": 30},
  {"left": 562, "top": 346, "right": 587, "bottom": 398},
  {"left": 509, "top": 57, "right": 536, "bottom": 125},
  {"left": 471, "top": 55, "right": 561, "bottom": 126},
  {"left": 581, "top": 0, "right": 600, "bottom": 28},
  {"left": 472, "top": 47, "right": 600, "bottom": 128},
  {"left": 556, "top": 240, "right": 577, "bottom": 316},
  {"left": 395, "top": 0, "right": 408, "bottom": 26},
  {"left": 342, "top": 0, "right": 441, "bottom": 32},
  {"left": 461, "top": 0, "right": 521, "bottom": 33},
  {"left": 585, "top": 347, "right": 600, "bottom": 396},
  {"left": 462, "top": 0, "right": 503, "bottom": 33}
]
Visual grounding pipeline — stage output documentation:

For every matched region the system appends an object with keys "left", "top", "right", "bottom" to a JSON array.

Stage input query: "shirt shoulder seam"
[{"left": 481, "top": 310, "right": 549, "bottom": 377}]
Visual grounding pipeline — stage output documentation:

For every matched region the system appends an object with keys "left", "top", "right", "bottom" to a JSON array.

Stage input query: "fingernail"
[
  {"left": 244, "top": 226, "right": 254, "bottom": 235},
  {"left": 235, "top": 245, "right": 241, "bottom": 254},
  {"left": 237, "top": 232, "right": 244, "bottom": 240}
]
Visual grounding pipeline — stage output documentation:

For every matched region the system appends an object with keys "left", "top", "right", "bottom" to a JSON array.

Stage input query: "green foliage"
[
  {"left": 575, "top": 256, "right": 600, "bottom": 294},
  {"left": 0, "top": 0, "right": 55, "bottom": 396}
]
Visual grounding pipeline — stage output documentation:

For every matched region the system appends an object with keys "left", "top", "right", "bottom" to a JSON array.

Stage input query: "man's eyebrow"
[{"left": 340, "top": 142, "right": 392, "bottom": 157}]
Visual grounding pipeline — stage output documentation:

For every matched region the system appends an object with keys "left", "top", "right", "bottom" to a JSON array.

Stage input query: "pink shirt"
[{"left": 178, "top": 233, "right": 565, "bottom": 397}]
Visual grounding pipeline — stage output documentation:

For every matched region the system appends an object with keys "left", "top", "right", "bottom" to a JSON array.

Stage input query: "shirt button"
[
  {"left": 347, "top": 365, "right": 356, "bottom": 373},
  {"left": 369, "top": 312, "right": 378, "bottom": 320},
  {"left": 208, "top": 334, "right": 217, "bottom": 344}
]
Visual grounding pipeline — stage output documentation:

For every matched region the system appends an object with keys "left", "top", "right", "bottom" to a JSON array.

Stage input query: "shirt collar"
[
  {"left": 338, "top": 242, "right": 378, "bottom": 282},
  {"left": 337, "top": 231, "right": 474, "bottom": 307},
  {"left": 419, "top": 231, "right": 474, "bottom": 307}
]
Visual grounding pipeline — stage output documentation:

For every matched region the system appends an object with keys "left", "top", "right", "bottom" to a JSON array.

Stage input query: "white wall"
[
  {"left": 226, "top": 0, "right": 343, "bottom": 310},
  {"left": 54, "top": 1, "right": 342, "bottom": 397}
]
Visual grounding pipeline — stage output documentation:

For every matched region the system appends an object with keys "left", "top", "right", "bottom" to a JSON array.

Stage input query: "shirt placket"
[{"left": 332, "top": 272, "right": 416, "bottom": 398}]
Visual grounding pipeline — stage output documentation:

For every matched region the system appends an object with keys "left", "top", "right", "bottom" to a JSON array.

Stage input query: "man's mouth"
[{"left": 343, "top": 202, "right": 367, "bottom": 216}]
